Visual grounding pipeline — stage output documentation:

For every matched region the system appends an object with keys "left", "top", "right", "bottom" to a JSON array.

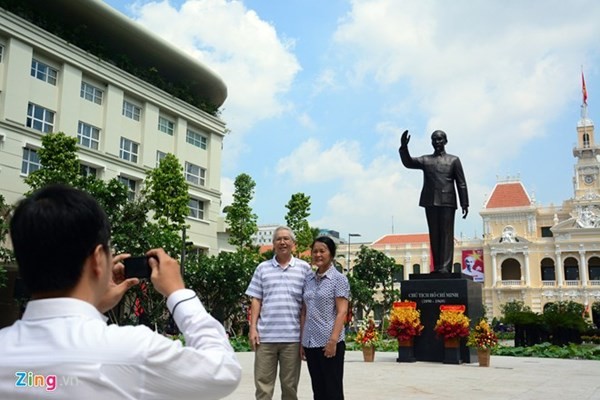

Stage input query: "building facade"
[
  {"left": 480, "top": 104, "right": 600, "bottom": 320},
  {"left": 251, "top": 224, "right": 280, "bottom": 246},
  {"left": 0, "top": 1, "right": 228, "bottom": 254}
]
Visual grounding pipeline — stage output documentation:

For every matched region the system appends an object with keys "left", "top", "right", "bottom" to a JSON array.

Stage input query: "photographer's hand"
[
  {"left": 98, "top": 253, "right": 139, "bottom": 313},
  {"left": 147, "top": 248, "right": 185, "bottom": 297}
]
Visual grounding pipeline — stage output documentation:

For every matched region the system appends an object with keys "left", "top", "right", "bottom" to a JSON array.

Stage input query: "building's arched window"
[
  {"left": 453, "top": 262, "right": 461, "bottom": 273},
  {"left": 564, "top": 257, "right": 580, "bottom": 281},
  {"left": 413, "top": 264, "right": 421, "bottom": 274},
  {"left": 500, "top": 258, "right": 521, "bottom": 280},
  {"left": 541, "top": 258, "right": 555, "bottom": 281},
  {"left": 543, "top": 302, "right": 555, "bottom": 312},
  {"left": 583, "top": 133, "right": 590, "bottom": 148},
  {"left": 592, "top": 302, "right": 600, "bottom": 329},
  {"left": 588, "top": 257, "right": 600, "bottom": 281},
  {"left": 393, "top": 266, "right": 404, "bottom": 282}
]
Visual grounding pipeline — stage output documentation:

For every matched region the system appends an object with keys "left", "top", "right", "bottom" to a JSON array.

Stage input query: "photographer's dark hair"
[
  {"left": 311, "top": 236, "right": 337, "bottom": 258},
  {"left": 10, "top": 184, "right": 111, "bottom": 294}
]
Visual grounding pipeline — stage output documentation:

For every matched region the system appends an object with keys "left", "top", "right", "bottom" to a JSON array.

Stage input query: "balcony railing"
[
  {"left": 501, "top": 280, "right": 522, "bottom": 287},
  {"left": 495, "top": 279, "right": 598, "bottom": 289}
]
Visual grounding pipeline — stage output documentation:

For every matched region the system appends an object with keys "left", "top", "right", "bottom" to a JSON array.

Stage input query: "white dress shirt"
[{"left": 0, "top": 289, "right": 241, "bottom": 399}]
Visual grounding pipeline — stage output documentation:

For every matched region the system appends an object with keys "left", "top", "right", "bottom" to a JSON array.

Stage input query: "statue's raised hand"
[{"left": 400, "top": 130, "right": 410, "bottom": 148}]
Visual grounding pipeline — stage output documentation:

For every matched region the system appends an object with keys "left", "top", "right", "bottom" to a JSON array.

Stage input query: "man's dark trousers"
[{"left": 425, "top": 206, "right": 455, "bottom": 272}]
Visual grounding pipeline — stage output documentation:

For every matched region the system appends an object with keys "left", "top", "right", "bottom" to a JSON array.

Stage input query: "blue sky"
[{"left": 105, "top": 0, "right": 600, "bottom": 243}]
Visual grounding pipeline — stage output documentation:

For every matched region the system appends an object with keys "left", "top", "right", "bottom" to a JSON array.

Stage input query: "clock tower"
[{"left": 572, "top": 103, "right": 600, "bottom": 199}]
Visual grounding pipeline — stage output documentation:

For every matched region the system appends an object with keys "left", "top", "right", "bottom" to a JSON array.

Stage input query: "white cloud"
[
  {"left": 315, "top": 154, "right": 423, "bottom": 237},
  {"left": 276, "top": 137, "right": 427, "bottom": 240},
  {"left": 332, "top": 0, "right": 600, "bottom": 176},
  {"left": 276, "top": 138, "right": 363, "bottom": 184},
  {"left": 131, "top": 0, "right": 301, "bottom": 169}
]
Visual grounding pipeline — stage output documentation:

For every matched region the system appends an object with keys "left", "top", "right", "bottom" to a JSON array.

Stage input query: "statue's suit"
[{"left": 400, "top": 147, "right": 468, "bottom": 272}]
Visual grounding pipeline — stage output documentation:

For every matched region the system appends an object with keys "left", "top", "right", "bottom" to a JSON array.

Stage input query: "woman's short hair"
[{"left": 311, "top": 236, "right": 336, "bottom": 258}]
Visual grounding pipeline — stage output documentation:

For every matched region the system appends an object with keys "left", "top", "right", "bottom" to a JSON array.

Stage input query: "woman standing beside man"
[{"left": 301, "top": 236, "right": 350, "bottom": 400}]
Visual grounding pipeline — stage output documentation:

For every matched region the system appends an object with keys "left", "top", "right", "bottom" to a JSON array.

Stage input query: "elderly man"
[{"left": 245, "top": 226, "right": 312, "bottom": 400}]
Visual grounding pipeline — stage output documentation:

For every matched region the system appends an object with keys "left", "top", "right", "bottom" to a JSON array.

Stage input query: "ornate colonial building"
[{"left": 480, "top": 103, "right": 600, "bottom": 320}]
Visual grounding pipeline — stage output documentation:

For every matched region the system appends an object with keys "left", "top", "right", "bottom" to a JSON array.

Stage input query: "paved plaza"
[{"left": 224, "top": 350, "right": 600, "bottom": 400}]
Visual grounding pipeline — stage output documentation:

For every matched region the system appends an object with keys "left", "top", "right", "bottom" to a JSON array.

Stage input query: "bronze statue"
[{"left": 399, "top": 130, "right": 469, "bottom": 273}]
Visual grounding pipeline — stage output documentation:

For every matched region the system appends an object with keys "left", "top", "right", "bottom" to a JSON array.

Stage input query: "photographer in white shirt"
[{"left": 0, "top": 184, "right": 241, "bottom": 399}]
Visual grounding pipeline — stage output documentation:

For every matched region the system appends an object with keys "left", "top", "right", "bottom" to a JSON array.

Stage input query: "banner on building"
[{"left": 461, "top": 249, "right": 484, "bottom": 282}]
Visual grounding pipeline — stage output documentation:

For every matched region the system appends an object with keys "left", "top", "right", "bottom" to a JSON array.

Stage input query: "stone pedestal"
[
  {"left": 401, "top": 276, "right": 483, "bottom": 363},
  {"left": 443, "top": 337, "right": 461, "bottom": 364},
  {"left": 396, "top": 339, "right": 416, "bottom": 363}
]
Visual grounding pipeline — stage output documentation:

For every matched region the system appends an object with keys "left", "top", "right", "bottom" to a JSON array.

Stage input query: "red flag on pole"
[{"left": 582, "top": 71, "right": 588, "bottom": 105}]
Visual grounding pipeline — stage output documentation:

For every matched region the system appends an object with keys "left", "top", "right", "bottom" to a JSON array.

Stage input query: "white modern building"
[
  {"left": 0, "top": 0, "right": 229, "bottom": 254},
  {"left": 251, "top": 224, "right": 280, "bottom": 246}
]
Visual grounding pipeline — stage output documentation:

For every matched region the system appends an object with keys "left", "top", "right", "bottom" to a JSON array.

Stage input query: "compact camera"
[{"left": 123, "top": 256, "right": 154, "bottom": 279}]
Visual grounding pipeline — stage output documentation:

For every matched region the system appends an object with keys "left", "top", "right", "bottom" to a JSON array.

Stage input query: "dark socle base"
[
  {"left": 400, "top": 277, "right": 483, "bottom": 363},
  {"left": 396, "top": 344, "right": 416, "bottom": 363}
]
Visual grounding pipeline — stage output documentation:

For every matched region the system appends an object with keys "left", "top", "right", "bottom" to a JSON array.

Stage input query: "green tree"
[
  {"left": 225, "top": 173, "right": 258, "bottom": 250},
  {"left": 350, "top": 246, "right": 401, "bottom": 324},
  {"left": 82, "top": 177, "right": 129, "bottom": 232},
  {"left": 500, "top": 300, "right": 543, "bottom": 347},
  {"left": 184, "top": 248, "right": 258, "bottom": 334},
  {"left": 500, "top": 300, "right": 533, "bottom": 325},
  {"left": 19, "top": 131, "right": 131, "bottom": 233},
  {"left": 284, "top": 193, "right": 313, "bottom": 255},
  {"left": 24, "top": 132, "right": 80, "bottom": 192},
  {"left": 143, "top": 153, "right": 189, "bottom": 232},
  {"left": 18, "top": 131, "right": 189, "bottom": 331},
  {"left": 110, "top": 155, "right": 191, "bottom": 330},
  {"left": 543, "top": 301, "right": 587, "bottom": 346}
]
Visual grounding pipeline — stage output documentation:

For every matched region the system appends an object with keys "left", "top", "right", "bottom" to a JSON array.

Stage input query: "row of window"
[
  {"left": 25, "top": 101, "right": 207, "bottom": 181},
  {"left": 24, "top": 130, "right": 206, "bottom": 189},
  {"left": 27, "top": 100, "right": 208, "bottom": 154},
  {"left": 29, "top": 59, "right": 209, "bottom": 148},
  {"left": 20, "top": 147, "right": 206, "bottom": 220},
  {"left": 26, "top": 100, "right": 208, "bottom": 146}
]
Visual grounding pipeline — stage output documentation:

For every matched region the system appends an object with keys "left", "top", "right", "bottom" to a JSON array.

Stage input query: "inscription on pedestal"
[{"left": 401, "top": 278, "right": 483, "bottom": 363}]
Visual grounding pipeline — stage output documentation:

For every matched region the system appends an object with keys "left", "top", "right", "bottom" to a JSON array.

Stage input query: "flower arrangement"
[
  {"left": 387, "top": 302, "right": 424, "bottom": 342},
  {"left": 434, "top": 309, "right": 470, "bottom": 340},
  {"left": 355, "top": 318, "right": 379, "bottom": 347},
  {"left": 467, "top": 319, "right": 498, "bottom": 350}
]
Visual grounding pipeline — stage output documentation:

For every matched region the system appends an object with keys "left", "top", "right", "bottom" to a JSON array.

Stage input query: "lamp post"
[{"left": 347, "top": 233, "right": 361, "bottom": 274}]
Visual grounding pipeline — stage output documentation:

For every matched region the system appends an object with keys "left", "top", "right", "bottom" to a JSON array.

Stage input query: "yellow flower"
[
  {"left": 467, "top": 319, "right": 498, "bottom": 350},
  {"left": 387, "top": 302, "right": 424, "bottom": 341},
  {"left": 434, "top": 310, "right": 470, "bottom": 339},
  {"left": 356, "top": 318, "right": 379, "bottom": 346}
]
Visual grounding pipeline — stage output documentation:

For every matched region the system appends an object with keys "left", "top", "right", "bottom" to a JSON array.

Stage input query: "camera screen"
[{"left": 123, "top": 256, "right": 152, "bottom": 279}]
